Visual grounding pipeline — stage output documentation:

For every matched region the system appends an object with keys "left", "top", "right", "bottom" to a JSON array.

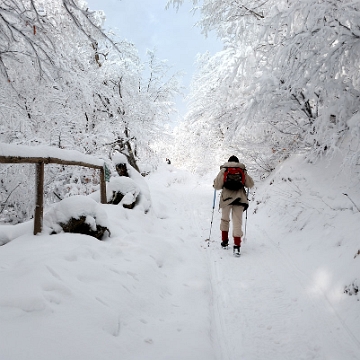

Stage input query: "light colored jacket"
[{"left": 213, "top": 161, "right": 254, "bottom": 209}]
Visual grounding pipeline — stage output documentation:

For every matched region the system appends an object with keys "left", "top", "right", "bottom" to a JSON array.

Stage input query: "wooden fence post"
[
  {"left": 34, "top": 162, "right": 44, "bottom": 235},
  {"left": 100, "top": 167, "right": 107, "bottom": 204}
]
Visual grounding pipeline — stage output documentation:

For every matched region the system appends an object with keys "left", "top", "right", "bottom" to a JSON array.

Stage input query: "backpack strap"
[{"left": 223, "top": 168, "right": 229, "bottom": 184}]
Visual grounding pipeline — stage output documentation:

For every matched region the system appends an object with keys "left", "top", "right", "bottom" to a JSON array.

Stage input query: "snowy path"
[
  {"left": 166, "top": 171, "right": 360, "bottom": 360},
  {"left": 1, "top": 165, "right": 360, "bottom": 360},
  {"left": 207, "top": 227, "right": 360, "bottom": 360}
]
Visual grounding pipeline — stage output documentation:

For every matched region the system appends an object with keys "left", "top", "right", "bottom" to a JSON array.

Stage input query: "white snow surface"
[{"left": 0, "top": 156, "right": 360, "bottom": 360}]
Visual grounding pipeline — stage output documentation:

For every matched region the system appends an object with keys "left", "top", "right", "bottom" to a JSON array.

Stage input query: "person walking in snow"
[{"left": 213, "top": 155, "right": 254, "bottom": 255}]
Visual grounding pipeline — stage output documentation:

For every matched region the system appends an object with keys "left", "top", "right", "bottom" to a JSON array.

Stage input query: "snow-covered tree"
[
  {"left": 0, "top": 0, "right": 183, "bottom": 223},
  {"left": 255, "top": 0, "right": 360, "bottom": 159},
  {"left": 169, "top": 0, "right": 360, "bottom": 175}
]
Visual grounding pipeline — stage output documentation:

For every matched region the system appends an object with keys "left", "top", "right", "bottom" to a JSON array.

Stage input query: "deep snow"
[{"left": 0, "top": 154, "right": 359, "bottom": 360}]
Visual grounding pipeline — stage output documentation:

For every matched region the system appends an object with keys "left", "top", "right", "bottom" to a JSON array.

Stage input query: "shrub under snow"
[
  {"left": 107, "top": 177, "right": 140, "bottom": 208},
  {"left": 43, "top": 196, "right": 110, "bottom": 239}
]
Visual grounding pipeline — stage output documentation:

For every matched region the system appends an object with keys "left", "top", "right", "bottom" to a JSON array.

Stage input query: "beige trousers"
[{"left": 220, "top": 205, "right": 244, "bottom": 237}]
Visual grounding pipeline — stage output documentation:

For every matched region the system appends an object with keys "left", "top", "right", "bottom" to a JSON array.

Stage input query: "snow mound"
[
  {"left": 111, "top": 154, "right": 151, "bottom": 213},
  {"left": 107, "top": 177, "right": 140, "bottom": 207},
  {"left": 43, "top": 196, "right": 109, "bottom": 235},
  {"left": 127, "top": 166, "right": 151, "bottom": 212}
]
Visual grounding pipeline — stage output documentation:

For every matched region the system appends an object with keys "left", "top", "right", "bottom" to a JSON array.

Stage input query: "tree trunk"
[{"left": 123, "top": 126, "right": 140, "bottom": 172}]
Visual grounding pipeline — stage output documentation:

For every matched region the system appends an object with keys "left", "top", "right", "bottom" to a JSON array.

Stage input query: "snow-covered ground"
[{"left": 0, "top": 155, "right": 359, "bottom": 360}]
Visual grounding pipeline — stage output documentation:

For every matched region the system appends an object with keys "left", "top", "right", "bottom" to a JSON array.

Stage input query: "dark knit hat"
[{"left": 228, "top": 155, "right": 239, "bottom": 163}]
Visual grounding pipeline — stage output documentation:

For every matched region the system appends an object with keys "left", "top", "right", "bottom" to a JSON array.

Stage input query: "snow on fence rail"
[{"left": 0, "top": 143, "right": 107, "bottom": 235}]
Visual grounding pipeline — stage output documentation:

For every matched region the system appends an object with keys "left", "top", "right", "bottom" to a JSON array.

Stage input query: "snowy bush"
[
  {"left": 43, "top": 196, "right": 110, "bottom": 240},
  {"left": 107, "top": 177, "right": 140, "bottom": 209},
  {"left": 0, "top": 164, "right": 35, "bottom": 224},
  {"left": 111, "top": 153, "right": 152, "bottom": 213}
]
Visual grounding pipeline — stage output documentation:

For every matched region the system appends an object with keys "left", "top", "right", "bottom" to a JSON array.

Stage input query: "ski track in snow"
[{"left": 176, "top": 175, "right": 360, "bottom": 360}]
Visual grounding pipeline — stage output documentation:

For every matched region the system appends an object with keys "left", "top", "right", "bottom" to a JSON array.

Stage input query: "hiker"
[{"left": 213, "top": 155, "right": 254, "bottom": 255}]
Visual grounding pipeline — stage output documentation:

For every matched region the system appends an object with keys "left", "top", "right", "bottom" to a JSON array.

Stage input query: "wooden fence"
[{"left": 0, "top": 155, "right": 107, "bottom": 235}]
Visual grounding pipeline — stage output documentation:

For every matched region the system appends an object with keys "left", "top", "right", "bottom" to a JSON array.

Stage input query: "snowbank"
[
  {"left": 0, "top": 164, "right": 213, "bottom": 360},
  {"left": 43, "top": 195, "right": 109, "bottom": 236}
]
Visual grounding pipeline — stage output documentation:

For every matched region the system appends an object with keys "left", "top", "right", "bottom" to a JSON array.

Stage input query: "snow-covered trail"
[
  {"left": 161, "top": 168, "right": 360, "bottom": 360},
  {"left": 1, "top": 164, "right": 359, "bottom": 360},
  {"left": 207, "top": 225, "right": 360, "bottom": 360}
]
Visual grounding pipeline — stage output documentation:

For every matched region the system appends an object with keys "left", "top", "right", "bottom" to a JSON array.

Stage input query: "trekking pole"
[
  {"left": 206, "top": 188, "right": 217, "bottom": 247},
  {"left": 243, "top": 188, "right": 250, "bottom": 242}
]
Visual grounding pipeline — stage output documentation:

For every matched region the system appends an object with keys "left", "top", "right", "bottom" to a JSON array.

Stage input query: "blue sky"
[{"left": 85, "top": 0, "right": 222, "bottom": 119}]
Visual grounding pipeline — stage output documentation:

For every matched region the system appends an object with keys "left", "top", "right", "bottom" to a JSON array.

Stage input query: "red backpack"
[{"left": 223, "top": 167, "right": 245, "bottom": 191}]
